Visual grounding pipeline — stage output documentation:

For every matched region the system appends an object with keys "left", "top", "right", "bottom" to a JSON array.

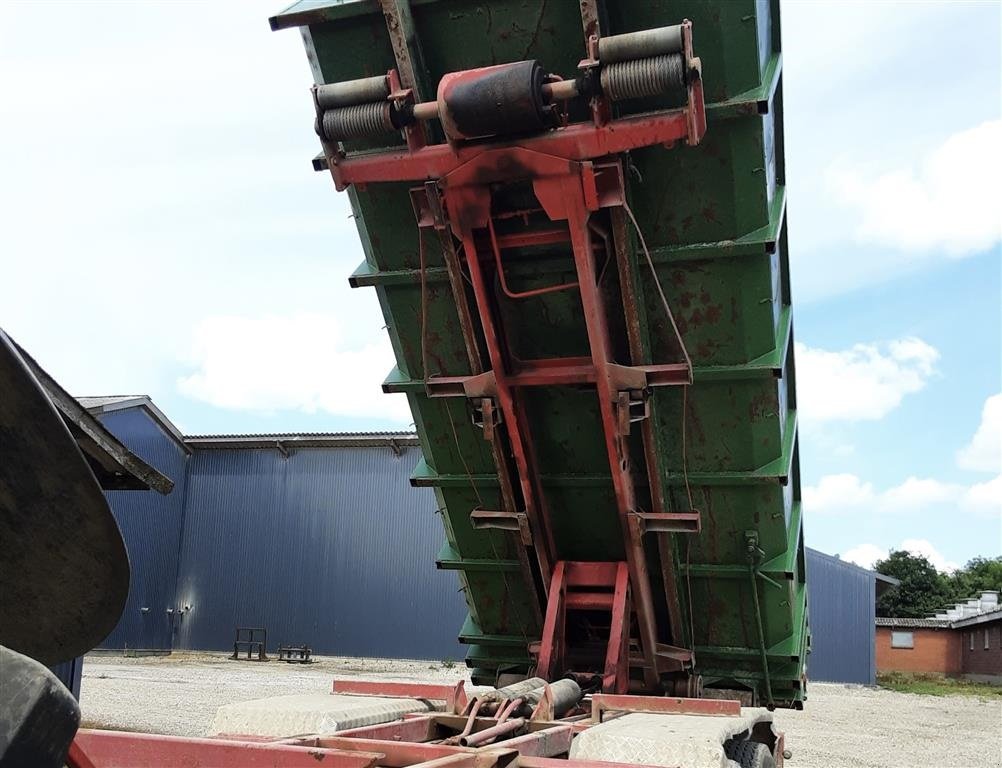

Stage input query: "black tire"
[{"left": 725, "top": 739, "right": 776, "bottom": 768}]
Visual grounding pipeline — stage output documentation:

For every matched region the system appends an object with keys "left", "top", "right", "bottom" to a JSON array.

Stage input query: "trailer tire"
[{"left": 725, "top": 739, "right": 776, "bottom": 768}]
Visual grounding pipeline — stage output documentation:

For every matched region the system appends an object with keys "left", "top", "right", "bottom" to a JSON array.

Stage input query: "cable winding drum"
[{"left": 601, "top": 54, "right": 685, "bottom": 101}]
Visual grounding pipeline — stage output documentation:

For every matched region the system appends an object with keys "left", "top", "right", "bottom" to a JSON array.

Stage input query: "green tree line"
[{"left": 874, "top": 553, "right": 1002, "bottom": 618}]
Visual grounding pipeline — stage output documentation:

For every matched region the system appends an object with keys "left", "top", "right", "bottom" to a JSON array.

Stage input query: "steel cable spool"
[
  {"left": 315, "top": 75, "right": 389, "bottom": 109},
  {"left": 597, "top": 25, "right": 684, "bottom": 63},
  {"left": 600, "top": 53, "right": 685, "bottom": 102},
  {"left": 319, "top": 101, "right": 395, "bottom": 142}
]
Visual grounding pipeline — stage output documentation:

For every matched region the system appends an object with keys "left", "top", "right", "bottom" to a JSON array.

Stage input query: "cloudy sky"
[{"left": 1, "top": 1, "right": 999, "bottom": 571}]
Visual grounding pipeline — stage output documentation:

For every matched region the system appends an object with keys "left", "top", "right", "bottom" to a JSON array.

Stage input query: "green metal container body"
[{"left": 274, "top": 0, "right": 807, "bottom": 707}]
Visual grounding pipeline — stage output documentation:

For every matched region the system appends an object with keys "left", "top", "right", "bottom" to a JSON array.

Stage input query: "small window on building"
[
  {"left": 986, "top": 628, "right": 991, "bottom": 650},
  {"left": 891, "top": 631, "right": 914, "bottom": 649}
]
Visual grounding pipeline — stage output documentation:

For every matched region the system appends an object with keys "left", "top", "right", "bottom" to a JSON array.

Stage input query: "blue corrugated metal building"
[
  {"left": 87, "top": 399, "right": 465, "bottom": 661},
  {"left": 804, "top": 548, "right": 878, "bottom": 684},
  {"left": 80, "top": 398, "right": 190, "bottom": 653},
  {"left": 88, "top": 397, "right": 882, "bottom": 683},
  {"left": 173, "top": 436, "right": 464, "bottom": 660}
]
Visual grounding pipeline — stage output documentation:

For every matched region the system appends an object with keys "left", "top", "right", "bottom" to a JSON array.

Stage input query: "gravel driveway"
[{"left": 80, "top": 653, "right": 1001, "bottom": 767}]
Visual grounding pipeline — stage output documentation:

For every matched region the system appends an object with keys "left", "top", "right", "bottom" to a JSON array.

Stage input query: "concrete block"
[
  {"left": 569, "top": 709, "right": 773, "bottom": 768},
  {"left": 210, "top": 693, "right": 436, "bottom": 738}
]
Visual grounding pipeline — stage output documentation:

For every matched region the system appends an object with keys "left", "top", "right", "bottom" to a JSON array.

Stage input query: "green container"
[{"left": 273, "top": 0, "right": 807, "bottom": 707}]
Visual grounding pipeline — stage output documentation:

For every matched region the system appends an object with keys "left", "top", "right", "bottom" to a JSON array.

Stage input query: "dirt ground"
[{"left": 80, "top": 652, "right": 1002, "bottom": 768}]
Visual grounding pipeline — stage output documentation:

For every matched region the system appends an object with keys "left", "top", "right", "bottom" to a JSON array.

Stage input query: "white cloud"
[
  {"left": 0, "top": 2, "right": 378, "bottom": 428},
  {"left": 805, "top": 473, "right": 1001, "bottom": 519},
  {"left": 803, "top": 473, "right": 874, "bottom": 512},
  {"left": 841, "top": 544, "right": 888, "bottom": 571},
  {"left": 965, "top": 475, "right": 1002, "bottom": 517},
  {"left": 177, "top": 313, "right": 411, "bottom": 424},
  {"left": 957, "top": 393, "right": 1002, "bottom": 473},
  {"left": 880, "top": 477, "right": 956, "bottom": 512},
  {"left": 795, "top": 337, "right": 939, "bottom": 424},
  {"left": 842, "top": 538, "right": 959, "bottom": 573},
  {"left": 828, "top": 119, "right": 1002, "bottom": 256}
]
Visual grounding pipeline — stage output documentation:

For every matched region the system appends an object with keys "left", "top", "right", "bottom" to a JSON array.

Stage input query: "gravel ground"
[{"left": 81, "top": 653, "right": 1002, "bottom": 768}]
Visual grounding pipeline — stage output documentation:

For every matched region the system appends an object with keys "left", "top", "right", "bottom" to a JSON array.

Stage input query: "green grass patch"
[{"left": 878, "top": 672, "right": 1002, "bottom": 699}]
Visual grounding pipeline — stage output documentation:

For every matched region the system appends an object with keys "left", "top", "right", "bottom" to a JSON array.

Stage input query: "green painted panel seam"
[
  {"left": 705, "top": 53, "right": 782, "bottom": 121},
  {"left": 695, "top": 645, "right": 803, "bottom": 661},
  {"left": 650, "top": 185, "right": 786, "bottom": 264},
  {"left": 350, "top": 189, "right": 788, "bottom": 291},
  {"left": 693, "top": 305, "right": 791, "bottom": 381},
  {"left": 760, "top": 501, "right": 803, "bottom": 573},
  {"left": 385, "top": 307, "right": 791, "bottom": 392},
  {"left": 436, "top": 543, "right": 520, "bottom": 573},
  {"left": 458, "top": 625, "right": 529, "bottom": 646}
]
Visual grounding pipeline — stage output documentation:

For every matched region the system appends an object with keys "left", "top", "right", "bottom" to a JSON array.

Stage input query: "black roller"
[{"left": 441, "top": 60, "right": 553, "bottom": 140}]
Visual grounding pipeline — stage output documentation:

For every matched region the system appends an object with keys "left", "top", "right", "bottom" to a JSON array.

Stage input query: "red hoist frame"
[
  {"left": 63, "top": 19, "right": 793, "bottom": 768},
  {"left": 312, "top": 22, "right": 707, "bottom": 697}
]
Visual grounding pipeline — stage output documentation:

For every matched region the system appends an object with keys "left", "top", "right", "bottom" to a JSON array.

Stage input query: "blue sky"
[{"left": 1, "top": 1, "right": 999, "bottom": 571}]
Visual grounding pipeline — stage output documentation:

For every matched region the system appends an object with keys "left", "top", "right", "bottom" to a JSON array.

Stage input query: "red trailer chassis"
[{"left": 67, "top": 679, "right": 785, "bottom": 768}]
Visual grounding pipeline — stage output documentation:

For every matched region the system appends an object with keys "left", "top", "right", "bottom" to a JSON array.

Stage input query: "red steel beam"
[
  {"left": 424, "top": 361, "right": 689, "bottom": 395},
  {"left": 565, "top": 592, "right": 615, "bottom": 611},
  {"left": 66, "top": 741, "right": 98, "bottom": 768},
  {"left": 330, "top": 110, "right": 692, "bottom": 190},
  {"left": 608, "top": 204, "right": 691, "bottom": 655},
  {"left": 490, "top": 725, "right": 573, "bottom": 756},
  {"left": 491, "top": 228, "right": 571, "bottom": 249},
  {"left": 591, "top": 693, "right": 741, "bottom": 722},
  {"left": 553, "top": 174, "right": 661, "bottom": 690},
  {"left": 519, "top": 758, "right": 678, "bottom": 768},
  {"left": 71, "top": 730, "right": 382, "bottom": 768},
  {"left": 282, "top": 736, "right": 474, "bottom": 766},
  {"left": 446, "top": 191, "right": 558, "bottom": 584},
  {"left": 535, "top": 561, "right": 567, "bottom": 679},
  {"left": 602, "top": 564, "right": 631, "bottom": 694}
]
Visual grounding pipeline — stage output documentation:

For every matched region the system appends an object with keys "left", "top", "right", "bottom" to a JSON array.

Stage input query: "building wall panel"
[
  {"left": 805, "top": 548, "right": 875, "bottom": 684},
  {"left": 97, "top": 408, "right": 188, "bottom": 652},
  {"left": 960, "top": 620, "right": 1002, "bottom": 678},
  {"left": 876, "top": 627, "right": 961, "bottom": 675},
  {"left": 173, "top": 445, "right": 466, "bottom": 661}
]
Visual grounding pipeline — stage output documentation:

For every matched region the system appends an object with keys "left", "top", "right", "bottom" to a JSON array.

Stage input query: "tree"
[
  {"left": 946, "top": 556, "right": 1002, "bottom": 602},
  {"left": 874, "top": 551, "right": 952, "bottom": 618}
]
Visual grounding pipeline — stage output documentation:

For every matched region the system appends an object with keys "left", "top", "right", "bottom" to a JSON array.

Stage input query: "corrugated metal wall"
[
  {"left": 805, "top": 547, "right": 876, "bottom": 684},
  {"left": 97, "top": 408, "right": 189, "bottom": 652},
  {"left": 92, "top": 406, "right": 876, "bottom": 678},
  {"left": 172, "top": 444, "right": 466, "bottom": 661}
]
